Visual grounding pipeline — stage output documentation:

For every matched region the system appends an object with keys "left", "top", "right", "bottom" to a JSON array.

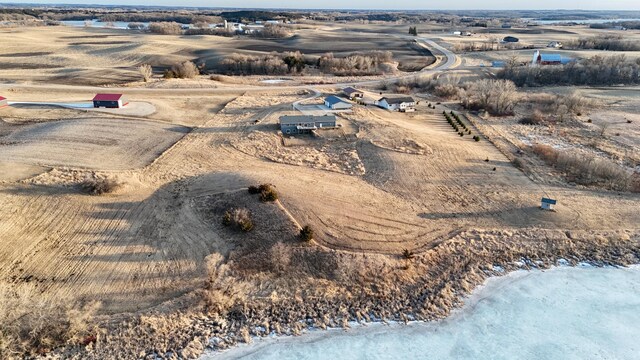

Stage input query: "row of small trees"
[
  {"left": 565, "top": 35, "right": 640, "bottom": 52},
  {"left": 444, "top": 111, "right": 478, "bottom": 140}
]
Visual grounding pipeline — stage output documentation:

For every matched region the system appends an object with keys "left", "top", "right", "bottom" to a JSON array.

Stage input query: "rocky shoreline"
[{"left": 53, "top": 228, "right": 639, "bottom": 359}]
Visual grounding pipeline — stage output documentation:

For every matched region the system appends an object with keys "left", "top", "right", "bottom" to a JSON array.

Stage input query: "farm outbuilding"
[
  {"left": 531, "top": 50, "right": 573, "bottom": 66},
  {"left": 377, "top": 97, "right": 416, "bottom": 112},
  {"left": 343, "top": 87, "right": 364, "bottom": 99},
  {"left": 279, "top": 115, "right": 337, "bottom": 135},
  {"left": 541, "top": 197, "right": 557, "bottom": 211},
  {"left": 0, "top": 96, "right": 7, "bottom": 108},
  {"left": 324, "top": 95, "right": 352, "bottom": 110},
  {"left": 93, "top": 94, "right": 128, "bottom": 108}
]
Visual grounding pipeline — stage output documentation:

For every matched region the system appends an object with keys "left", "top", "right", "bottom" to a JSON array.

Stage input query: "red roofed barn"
[
  {"left": 0, "top": 96, "right": 8, "bottom": 108},
  {"left": 93, "top": 93, "right": 128, "bottom": 108}
]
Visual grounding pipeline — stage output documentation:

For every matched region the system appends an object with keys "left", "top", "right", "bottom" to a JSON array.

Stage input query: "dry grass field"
[{"left": 0, "top": 21, "right": 638, "bottom": 358}]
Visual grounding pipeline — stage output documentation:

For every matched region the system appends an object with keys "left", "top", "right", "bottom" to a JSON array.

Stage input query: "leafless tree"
[
  {"left": 138, "top": 64, "right": 152, "bottom": 82},
  {"left": 461, "top": 79, "right": 518, "bottom": 115}
]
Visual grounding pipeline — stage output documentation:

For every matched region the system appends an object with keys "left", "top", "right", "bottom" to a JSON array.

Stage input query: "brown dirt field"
[{"left": 0, "top": 26, "right": 435, "bottom": 86}]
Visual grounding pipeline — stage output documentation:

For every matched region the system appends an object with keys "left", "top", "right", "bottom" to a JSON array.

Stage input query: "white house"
[
  {"left": 377, "top": 97, "right": 416, "bottom": 112},
  {"left": 324, "top": 95, "right": 352, "bottom": 110}
]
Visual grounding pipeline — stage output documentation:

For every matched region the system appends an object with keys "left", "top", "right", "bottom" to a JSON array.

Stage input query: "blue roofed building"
[
  {"left": 541, "top": 197, "right": 557, "bottom": 211},
  {"left": 532, "top": 50, "right": 573, "bottom": 66},
  {"left": 324, "top": 95, "right": 353, "bottom": 110}
]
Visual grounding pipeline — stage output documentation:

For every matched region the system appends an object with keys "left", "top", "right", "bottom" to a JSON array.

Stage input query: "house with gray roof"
[
  {"left": 377, "top": 96, "right": 416, "bottom": 112},
  {"left": 342, "top": 87, "right": 363, "bottom": 99},
  {"left": 324, "top": 95, "right": 352, "bottom": 110},
  {"left": 279, "top": 115, "right": 337, "bottom": 135}
]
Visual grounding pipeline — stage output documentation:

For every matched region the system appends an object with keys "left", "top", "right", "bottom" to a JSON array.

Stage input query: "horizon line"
[{"left": 2, "top": 3, "right": 640, "bottom": 12}]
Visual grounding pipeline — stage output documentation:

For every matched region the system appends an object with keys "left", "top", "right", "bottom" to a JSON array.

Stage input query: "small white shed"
[{"left": 541, "top": 197, "right": 557, "bottom": 211}]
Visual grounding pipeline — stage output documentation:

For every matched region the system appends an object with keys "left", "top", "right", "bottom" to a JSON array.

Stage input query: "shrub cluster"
[
  {"left": 248, "top": 184, "right": 279, "bottom": 202},
  {"left": 300, "top": 225, "right": 314, "bottom": 242},
  {"left": 531, "top": 144, "right": 636, "bottom": 192},
  {"left": 459, "top": 79, "right": 518, "bottom": 115},
  {"left": 148, "top": 21, "right": 182, "bottom": 35},
  {"left": 318, "top": 51, "right": 394, "bottom": 76},
  {"left": 222, "top": 208, "right": 254, "bottom": 232},
  {"left": 79, "top": 176, "right": 120, "bottom": 195},
  {"left": 219, "top": 51, "right": 305, "bottom": 75},
  {"left": 565, "top": 35, "right": 640, "bottom": 52},
  {"left": 249, "top": 24, "right": 292, "bottom": 39},
  {"left": 163, "top": 61, "right": 200, "bottom": 79},
  {"left": 0, "top": 283, "right": 97, "bottom": 359},
  {"left": 499, "top": 55, "right": 640, "bottom": 87}
]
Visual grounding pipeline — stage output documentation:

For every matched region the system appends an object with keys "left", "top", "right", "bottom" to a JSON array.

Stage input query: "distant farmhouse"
[
  {"left": 93, "top": 93, "right": 128, "bottom": 108},
  {"left": 502, "top": 36, "right": 519, "bottom": 43},
  {"left": 342, "top": 87, "right": 363, "bottom": 100},
  {"left": 547, "top": 41, "right": 563, "bottom": 48},
  {"left": 324, "top": 95, "right": 352, "bottom": 110},
  {"left": 532, "top": 50, "right": 573, "bottom": 66},
  {"left": 0, "top": 96, "right": 7, "bottom": 108},
  {"left": 279, "top": 115, "right": 337, "bottom": 135},
  {"left": 377, "top": 97, "right": 416, "bottom": 112}
]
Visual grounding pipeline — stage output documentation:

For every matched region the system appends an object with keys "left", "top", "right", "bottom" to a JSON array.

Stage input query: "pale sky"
[{"left": 8, "top": 0, "right": 640, "bottom": 10}]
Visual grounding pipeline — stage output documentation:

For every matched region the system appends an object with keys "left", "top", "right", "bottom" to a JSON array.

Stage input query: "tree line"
[{"left": 499, "top": 55, "right": 640, "bottom": 87}]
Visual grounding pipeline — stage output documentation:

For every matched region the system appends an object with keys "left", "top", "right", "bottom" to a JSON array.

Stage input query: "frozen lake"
[
  {"left": 525, "top": 18, "right": 640, "bottom": 25},
  {"left": 206, "top": 266, "right": 640, "bottom": 359}
]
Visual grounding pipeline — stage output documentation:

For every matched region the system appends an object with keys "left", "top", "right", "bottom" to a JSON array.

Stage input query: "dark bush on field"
[
  {"left": 80, "top": 176, "right": 121, "bottom": 195},
  {"left": 222, "top": 208, "right": 254, "bottom": 232},
  {"left": 248, "top": 185, "right": 260, "bottom": 194},
  {"left": 520, "top": 110, "right": 546, "bottom": 125},
  {"left": 259, "top": 185, "right": 278, "bottom": 202},
  {"left": 300, "top": 225, "right": 314, "bottom": 242},
  {"left": 164, "top": 61, "right": 200, "bottom": 79}
]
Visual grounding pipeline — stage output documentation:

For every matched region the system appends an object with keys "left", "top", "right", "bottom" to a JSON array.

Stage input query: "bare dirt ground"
[{"left": 0, "top": 22, "right": 638, "bottom": 358}]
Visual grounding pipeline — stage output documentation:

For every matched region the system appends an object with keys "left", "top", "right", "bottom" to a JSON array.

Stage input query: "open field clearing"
[
  {"left": 0, "top": 117, "right": 189, "bottom": 170},
  {"left": 0, "top": 26, "right": 435, "bottom": 86}
]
